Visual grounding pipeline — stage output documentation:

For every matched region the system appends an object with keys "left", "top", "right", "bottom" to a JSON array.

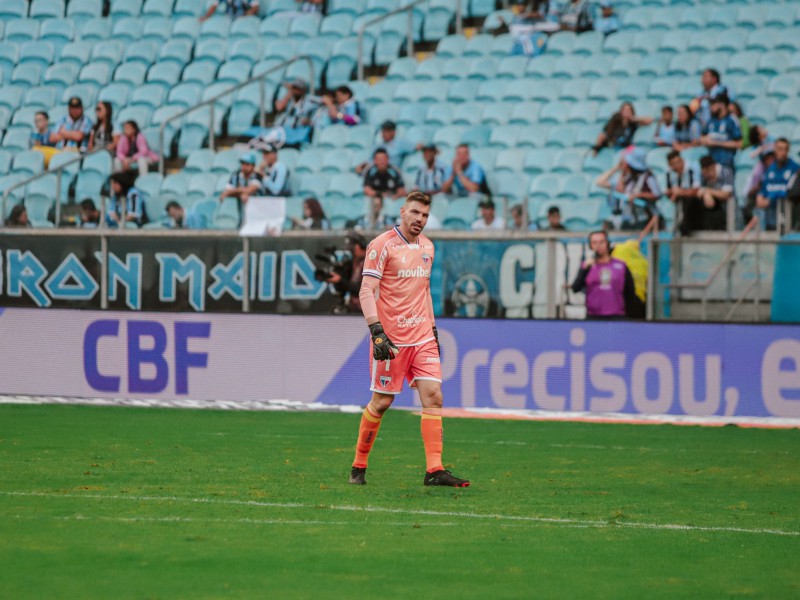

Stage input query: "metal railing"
[
  {"left": 1, "top": 146, "right": 110, "bottom": 230},
  {"left": 158, "top": 55, "right": 315, "bottom": 175},
  {"left": 357, "top": 0, "right": 463, "bottom": 81},
  {"left": 659, "top": 216, "right": 763, "bottom": 321}
]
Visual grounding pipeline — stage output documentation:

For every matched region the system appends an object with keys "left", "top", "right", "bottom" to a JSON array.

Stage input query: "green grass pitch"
[{"left": 1, "top": 404, "right": 799, "bottom": 599}]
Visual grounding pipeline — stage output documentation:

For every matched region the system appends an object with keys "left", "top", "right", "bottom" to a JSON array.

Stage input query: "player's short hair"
[{"left": 405, "top": 191, "right": 431, "bottom": 206}]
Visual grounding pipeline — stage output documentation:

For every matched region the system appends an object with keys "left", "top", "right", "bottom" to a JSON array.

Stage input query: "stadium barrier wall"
[{"left": 1, "top": 307, "right": 799, "bottom": 423}]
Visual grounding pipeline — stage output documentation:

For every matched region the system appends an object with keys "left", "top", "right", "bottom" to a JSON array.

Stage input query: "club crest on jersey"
[
  {"left": 379, "top": 376, "right": 392, "bottom": 389},
  {"left": 368, "top": 250, "right": 377, "bottom": 260},
  {"left": 422, "top": 253, "right": 431, "bottom": 263}
]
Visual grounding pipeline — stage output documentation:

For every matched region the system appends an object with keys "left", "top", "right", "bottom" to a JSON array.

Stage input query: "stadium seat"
[
  {"left": 13, "top": 150, "right": 45, "bottom": 177},
  {"left": 6, "top": 20, "right": 41, "bottom": 44},
  {"left": 3, "top": 127, "right": 33, "bottom": 153},
  {"left": 497, "top": 55, "right": 529, "bottom": 81},
  {"left": 0, "top": 0, "right": 27, "bottom": 21},
  {"left": 12, "top": 64, "right": 44, "bottom": 88},
  {"left": 19, "top": 41, "right": 55, "bottom": 70},
  {"left": 461, "top": 124, "right": 491, "bottom": 147},
  {"left": 508, "top": 102, "right": 542, "bottom": 125},
  {"left": 68, "top": 0, "right": 103, "bottom": 23},
  {"left": 78, "top": 62, "right": 110, "bottom": 87},
  {"left": 0, "top": 87, "right": 25, "bottom": 111},
  {"left": 319, "top": 13, "right": 354, "bottom": 41},
  {"left": 481, "top": 102, "right": 513, "bottom": 126},
  {"left": 260, "top": 16, "right": 292, "bottom": 39},
  {"left": 777, "top": 99, "right": 800, "bottom": 124},
  {"left": 23, "top": 85, "right": 58, "bottom": 110}
]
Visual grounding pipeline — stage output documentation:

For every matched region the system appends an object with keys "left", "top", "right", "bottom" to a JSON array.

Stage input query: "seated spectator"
[
  {"left": 4, "top": 204, "right": 30, "bottom": 228},
  {"left": 596, "top": 147, "right": 662, "bottom": 230},
  {"left": 291, "top": 197, "right": 329, "bottom": 230},
  {"left": 356, "top": 121, "right": 416, "bottom": 174},
  {"left": 471, "top": 198, "right": 504, "bottom": 231},
  {"left": 256, "top": 144, "right": 291, "bottom": 197},
  {"left": 594, "top": 0, "right": 619, "bottom": 36},
  {"left": 220, "top": 152, "right": 264, "bottom": 206},
  {"left": 748, "top": 125, "right": 771, "bottom": 155},
  {"left": 693, "top": 69, "right": 734, "bottom": 130},
  {"left": 320, "top": 86, "right": 364, "bottom": 127},
  {"left": 50, "top": 96, "right": 93, "bottom": 152},
  {"left": 743, "top": 146, "right": 775, "bottom": 222},
  {"left": 700, "top": 92, "right": 742, "bottom": 173},
  {"left": 166, "top": 200, "right": 203, "bottom": 229},
  {"left": 200, "top": 0, "right": 258, "bottom": 21},
  {"left": 559, "top": 0, "right": 593, "bottom": 32},
  {"left": 654, "top": 106, "right": 675, "bottom": 147},
  {"left": 30, "top": 111, "right": 58, "bottom": 167},
  {"left": 505, "top": 1, "right": 559, "bottom": 35},
  {"left": 592, "top": 102, "right": 653, "bottom": 156},
  {"left": 664, "top": 150, "right": 701, "bottom": 235},
  {"left": 544, "top": 205, "right": 567, "bottom": 231},
  {"left": 363, "top": 148, "right": 406, "bottom": 203},
  {"left": 414, "top": 144, "right": 447, "bottom": 196},
  {"left": 79, "top": 198, "right": 101, "bottom": 228},
  {"left": 571, "top": 230, "right": 641, "bottom": 319},
  {"left": 690, "top": 155, "right": 735, "bottom": 232},
  {"left": 107, "top": 171, "right": 148, "bottom": 228},
  {"left": 672, "top": 104, "right": 702, "bottom": 151},
  {"left": 115, "top": 120, "right": 158, "bottom": 175},
  {"left": 756, "top": 138, "right": 799, "bottom": 231},
  {"left": 442, "top": 144, "right": 489, "bottom": 197},
  {"left": 90, "top": 101, "right": 117, "bottom": 154},
  {"left": 272, "top": 78, "right": 319, "bottom": 147},
  {"left": 510, "top": 204, "right": 538, "bottom": 231}
]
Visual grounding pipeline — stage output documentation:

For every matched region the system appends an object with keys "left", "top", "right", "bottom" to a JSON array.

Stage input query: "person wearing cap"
[
  {"left": 596, "top": 146, "right": 663, "bottom": 230},
  {"left": 414, "top": 144, "right": 447, "bottom": 196},
  {"left": 665, "top": 150, "right": 702, "bottom": 235},
  {"left": 321, "top": 86, "right": 364, "bottom": 127},
  {"left": 593, "top": 0, "right": 619, "bottom": 36},
  {"left": 220, "top": 152, "right": 264, "bottom": 208},
  {"left": 200, "top": 0, "right": 258, "bottom": 21},
  {"left": 471, "top": 198, "right": 504, "bottom": 231},
  {"left": 700, "top": 92, "right": 742, "bottom": 173},
  {"left": 256, "top": 144, "right": 291, "bottom": 197},
  {"left": 50, "top": 97, "right": 94, "bottom": 151},
  {"left": 273, "top": 78, "right": 319, "bottom": 146},
  {"left": 442, "top": 144, "right": 488, "bottom": 197},
  {"left": 756, "top": 138, "right": 799, "bottom": 231}
]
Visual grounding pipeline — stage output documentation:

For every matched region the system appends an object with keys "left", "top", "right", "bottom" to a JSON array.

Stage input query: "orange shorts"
[{"left": 369, "top": 339, "right": 442, "bottom": 395}]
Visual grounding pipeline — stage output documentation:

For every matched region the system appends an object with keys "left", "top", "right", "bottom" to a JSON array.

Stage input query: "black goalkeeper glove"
[
  {"left": 369, "top": 322, "right": 399, "bottom": 361},
  {"left": 432, "top": 326, "right": 440, "bottom": 356}
]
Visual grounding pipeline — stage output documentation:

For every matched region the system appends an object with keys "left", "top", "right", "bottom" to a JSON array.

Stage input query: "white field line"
[{"left": 1, "top": 491, "right": 797, "bottom": 537}]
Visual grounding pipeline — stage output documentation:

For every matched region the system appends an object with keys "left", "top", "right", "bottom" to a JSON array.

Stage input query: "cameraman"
[{"left": 326, "top": 231, "right": 368, "bottom": 313}]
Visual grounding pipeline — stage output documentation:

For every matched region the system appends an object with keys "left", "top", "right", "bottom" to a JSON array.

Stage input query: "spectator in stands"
[
  {"left": 510, "top": 204, "right": 537, "bottom": 231},
  {"left": 596, "top": 147, "right": 662, "bottom": 230},
  {"left": 363, "top": 149, "right": 406, "bottom": 204},
  {"left": 115, "top": 120, "right": 158, "bottom": 175},
  {"left": 747, "top": 124, "right": 771, "bottom": 154},
  {"left": 442, "top": 144, "right": 488, "bottom": 197},
  {"left": 472, "top": 198, "right": 504, "bottom": 231},
  {"left": 743, "top": 146, "right": 775, "bottom": 222},
  {"left": 672, "top": 104, "right": 702, "bottom": 151},
  {"left": 693, "top": 69, "right": 732, "bottom": 129},
  {"left": 321, "top": 86, "right": 364, "bottom": 127},
  {"left": 220, "top": 152, "right": 264, "bottom": 207},
  {"left": 50, "top": 97, "right": 93, "bottom": 152},
  {"left": 30, "top": 111, "right": 58, "bottom": 167},
  {"left": 690, "top": 155, "right": 734, "bottom": 232},
  {"left": 665, "top": 149, "right": 701, "bottom": 235},
  {"left": 544, "top": 205, "right": 567, "bottom": 231},
  {"left": 273, "top": 78, "right": 319, "bottom": 146},
  {"left": 256, "top": 144, "right": 291, "bottom": 197},
  {"left": 107, "top": 171, "right": 148, "bottom": 228},
  {"left": 559, "top": 0, "right": 593, "bottom": 32},
  {"left": 728, "top": 101, "right": 750, "bottom": 148},
  {"left": 200, "top": 0, "right": 259, "bottom": 21},
  {"left": 90, "top": 101, "right": 117, "bottom": 154},
  {"left": 592, "top": 102, "right": 653, "bottom": 156},
  {"left": 594, "top": 0, "right": 619, "bottom": 36},
  {"left": 296, "top": 0, "right": 323, "bottom": 13},
  {"left": 414, "top": 144, "right": 447, "bottom": 196},
  {"left": 571, "top": 230, "right": 640, "bottom": 319},
  {"left": 756, "top": 138, "right": 799, "bottom": 231},
  {"left": 654, "top": 106, "right": 675, "bottom": 147},
  {"left": 165, "top": 200, "right": 203, "bottom": 229},
  {"left": 291, "top": 197, "right": 329, "bottom": 230},
  {"left": 79, "top": 198, "right": 101, "bottom": 228},
  {"left": 356, "top": 121, "right": 416, "bottom": 175},
  {"left": 4, "top": 204, "right": 30, "bottom": 228},
  {"left": 700, "top": 92, "right": 742, "bottom": 173}
]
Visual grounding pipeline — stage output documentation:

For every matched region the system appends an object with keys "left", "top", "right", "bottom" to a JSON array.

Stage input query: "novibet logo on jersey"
[{"left": 397, "top": 266, "right": 430, "bottom": 278}]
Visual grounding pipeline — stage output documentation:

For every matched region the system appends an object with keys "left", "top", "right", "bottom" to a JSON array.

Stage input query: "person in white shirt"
[{"left": 471, "top": 198, "right": 504, "bottom": 231}]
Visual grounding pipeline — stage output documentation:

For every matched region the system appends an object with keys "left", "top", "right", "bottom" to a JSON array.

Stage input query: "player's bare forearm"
[{"left": 359, "top": 276, "right": 380, "bottom": 325}]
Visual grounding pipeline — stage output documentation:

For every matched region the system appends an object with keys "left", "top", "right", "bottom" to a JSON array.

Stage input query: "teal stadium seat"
[
  {"left": 142, "top": 17, "right": 173, "bottom": 44},
  {"left": 111, "top": 17, "right": 144, "bottom": 44},
  {"left": 77, "top": 17, "right": 110, "bottom": 41},
  {"left": 6, "top": 20, "right": 41, "bottom": 43},
  {"left": 0, "top": 0, "right": 27, "bottom": 21}
]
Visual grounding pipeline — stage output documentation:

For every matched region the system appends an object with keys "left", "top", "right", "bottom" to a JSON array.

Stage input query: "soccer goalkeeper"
[{"left": 349, "top": 191, "right": 470, "bottom": 488}]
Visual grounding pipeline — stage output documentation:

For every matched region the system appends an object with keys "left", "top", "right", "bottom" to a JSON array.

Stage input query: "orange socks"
[
  {"left": 352, "top": 403, "right": 383, "bottom": 469},
  {"left": 421, "top": 408, "right": 444, "bottom": 473}
]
